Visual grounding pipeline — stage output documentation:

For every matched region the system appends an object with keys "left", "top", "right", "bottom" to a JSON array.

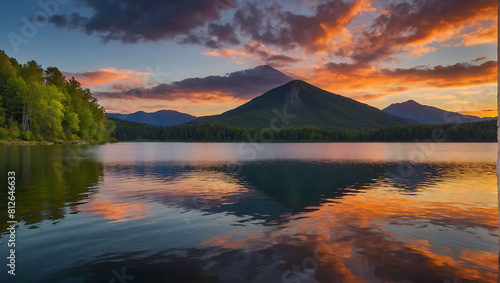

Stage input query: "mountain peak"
[
  {"left": 255, "top": 65, "right": 277, "bottom": 71},
  {"left": 106, "top": 109, "right": 197, "bottom": 127},
  {"left": 383, "top": 100, "right": 492, "bottom": 125},
  {"left": 253, "top": 65, "right": 289, "bottom": 75},
  {"left": 404, "top": 99, "right": 420, "bottom": 105},
  {"left": 281, "top": 80, "right": 318, "bottom": 92},
  {"left": 196, "top": 80, "right": 414, "bottom": 129},
  {"left": 391, "top": 99, "right": 421, "bottom": 107},
  {"left": 288, "top": 79, "right": 310, "bottom": 86}
]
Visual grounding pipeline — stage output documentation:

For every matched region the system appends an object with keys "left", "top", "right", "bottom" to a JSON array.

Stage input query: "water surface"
[{"left": 0, "top": 143, "right": 497, "bottom": 282}]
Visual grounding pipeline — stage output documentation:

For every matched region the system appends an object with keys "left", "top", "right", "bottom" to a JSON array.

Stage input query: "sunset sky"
[{"left": 0, "top": 0, "right": 497, "bottom": 117}]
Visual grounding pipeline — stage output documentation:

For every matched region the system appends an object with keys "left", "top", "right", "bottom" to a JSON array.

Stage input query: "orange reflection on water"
[
  {"left": 80, "top": 170, "right": 248, "bottom": 223},
  {"left": 76, "top": 159, "right": 497, "bottom": 282},
  {"left": 79, "top": 175, "right": 154, "bottom": 223},
  {"left": 199, "top": 164, "right": 498, "bottom": 282},
  {"left": 460, "top": 250, "right": 498, "bottom": 271},
  {"left": 80, "top": 199, "right": 152, "bottom": 223},
  {"left": 201, "top": 195, "right": 497, "bottom": 281}
]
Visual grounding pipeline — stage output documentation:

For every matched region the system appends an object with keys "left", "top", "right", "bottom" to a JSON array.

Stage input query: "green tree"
[{"left": 0, "top": 50, "right": 113, "bottom": 142}]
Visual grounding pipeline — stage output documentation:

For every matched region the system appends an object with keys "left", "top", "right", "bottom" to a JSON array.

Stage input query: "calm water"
[{"left": 0, "top": 143, "right": 497, "bottom": 283}]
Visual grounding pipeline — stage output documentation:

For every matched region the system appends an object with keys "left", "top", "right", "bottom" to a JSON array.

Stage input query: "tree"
[
  {"left": 0, "top": 50, "right": 113, "bottom": 142},
  {"left": 4, "top": 76, "right": 30, "bottom": 131}
]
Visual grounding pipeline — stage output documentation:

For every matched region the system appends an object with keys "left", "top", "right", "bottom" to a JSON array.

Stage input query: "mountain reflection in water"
[{"left": 0, "top": 143, "right": 497, "bottom": 283}]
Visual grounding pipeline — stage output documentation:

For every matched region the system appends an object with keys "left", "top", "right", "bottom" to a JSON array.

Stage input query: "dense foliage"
[
  {"left": 111, "top": 118, "right": 497, "bottom": 142},
  {"left": 0, "top": 50, "right": 113, "bottom": 142}
]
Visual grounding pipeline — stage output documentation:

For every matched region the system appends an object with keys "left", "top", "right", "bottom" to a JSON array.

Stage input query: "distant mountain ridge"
[
  {"left": 106, "top": 110, "right": 196, "bottom": 127},
  {"left": 195, "top": 80, "right": 416, "bottom": 129},
  {"left": 383, "top": 100, "right": 494, "bottom": 125}
]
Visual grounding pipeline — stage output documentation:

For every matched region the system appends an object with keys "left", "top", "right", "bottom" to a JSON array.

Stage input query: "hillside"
[
  {"left": 106, "top": 110, "right": 196, "bottom": 127},
  {"left": 383, "top": 100, "right": 494, "bottom": 125},
  {"left": 195, "top": 80, "right": 416, "bottom": 129}
]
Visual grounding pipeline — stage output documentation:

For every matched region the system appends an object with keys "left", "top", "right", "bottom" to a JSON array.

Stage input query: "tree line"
[
  {"left": 111, "top": 118, "right": 497, "bottom": 142},
  {"left": 0, "top": 50, "right": 113, "bottom": 142}
]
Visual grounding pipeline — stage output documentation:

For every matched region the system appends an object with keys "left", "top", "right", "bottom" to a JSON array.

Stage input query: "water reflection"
[
  {"left": 0, "top": 143, "right": 497, "bottom": 282},
  {"left": 0, "top": 145, "right": 103, "bottom": 231}
]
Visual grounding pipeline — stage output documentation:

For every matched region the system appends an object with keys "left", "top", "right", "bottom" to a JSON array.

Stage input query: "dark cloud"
[
  {"left": 337, "top": 0, "right": 497, "bottom": 64},
  {"left": 381, "top": 61, "right": 498, "bottom": 88},
  {"left": 48, "top": 15, "right": 67, "bottom": 28},
  {"left": 47, "top": 0, "right": 367, "bottom": 52},
  {"left": 179, "top": 22, "right": 240, "bottom": 48},
  {"left": 472, "top": 56, "right": 487, "bottom": 62},
  {"left": 266, "top": 55, "right": 300, "bottom": 63},
  {"left": 176, "top": 0, "right": 368, "bottom": 54},
  {"left": 243, "top": 43, "right": 270, "bottom": 58},
  {"left": 49, "top": 13, "right": 88, "bottom": 29},
  {"left": 94, "top": 65, "right": 294, "bottom": 101},
  {"left": 323, "top": 62, "right": 372, "bottom": 73},
  {"left": 233, "top": 1, "right": 364, "bottom": 53},
  {"left": 48, "top": 0, "right": 496, "bottom": 68},
  {"left": 241, "top": 42, "right": 302, "bottom": 67},
  {"left": 49, "top": 0, "right": 236, "bottom": 43}
]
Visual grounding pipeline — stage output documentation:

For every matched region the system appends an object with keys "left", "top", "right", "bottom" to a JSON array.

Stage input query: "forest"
[
  {"left": 111, "top": 118, "right": 497, "bottom": 142},
  {"left": 0, "top": 50, "right": 113, "bottom": 143}
]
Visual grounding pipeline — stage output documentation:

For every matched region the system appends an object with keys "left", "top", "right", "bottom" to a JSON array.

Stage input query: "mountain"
[
  {"left": 106, "top": 110, "right": 196, "bottom": 127},
  {"left": 383, "top": 100, "right": 495, "bottom": 125},
  {"left": 195, "top": 80, "right": 416, "bottom": 129}
]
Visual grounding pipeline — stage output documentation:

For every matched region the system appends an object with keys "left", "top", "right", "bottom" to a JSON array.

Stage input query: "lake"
[{"left": 0, "top": 143, "right": 497, "bottom": 283}]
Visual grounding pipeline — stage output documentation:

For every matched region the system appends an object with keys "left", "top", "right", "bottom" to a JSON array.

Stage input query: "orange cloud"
[
  {"left": 188, "top": 0, "right": 497, "bottom": 69},
  {"left": 94, "top": 65, "right": 293, "bottom": 113},
  {"left": 381, "top": 61, "right": 497, "bottom": 88},
  {"left": 226, "top": 0, "right": 375, "bottom": 54},
  {"left": 300, "top": 61, "right": 497, "bottom": 102},
  {"left": 202, "top": 43, "right": 303, "bottom": 67},
  {"left": 64, "top": 68, "right": 154, "bottom": 88},
  {"left": 459, "top": 109, "right": 498, "bottom": 118},
  {"left": 332, "top": 0, "right": 497, "bottom": 63},
  {"left": 351, "top": 93, "right": 393, "bottom": 102},
  {"left": 202, "top": 48, "right": 248, "bottom": 64},
  {"left": 462, "top": 24, "right": 498, "bottom": 46}
]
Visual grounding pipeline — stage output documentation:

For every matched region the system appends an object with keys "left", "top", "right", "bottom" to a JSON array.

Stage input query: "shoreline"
[
  {"left": 111, "top": 140, "right": 497, "bottom": 144},
  {"left": 0, "top": 140, "right": 102, "bottom": 146},
  {"left": 0, "top": 140, "right": 495, "bottom": 145}
]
